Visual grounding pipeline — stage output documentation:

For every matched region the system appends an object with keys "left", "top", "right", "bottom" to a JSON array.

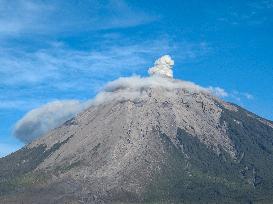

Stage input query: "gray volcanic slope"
[{"left": 1, "top": 78, "right": 273, "bottom": 204}]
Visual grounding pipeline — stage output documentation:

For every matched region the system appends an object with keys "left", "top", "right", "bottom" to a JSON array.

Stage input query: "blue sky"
[{"left": 0, "top": 0, "right": 272, "bottom": 157}]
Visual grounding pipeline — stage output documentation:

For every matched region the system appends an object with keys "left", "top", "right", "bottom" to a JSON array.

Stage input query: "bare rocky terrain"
[{"left": 1, "top": 76, "right": 273, "bottom": 203}]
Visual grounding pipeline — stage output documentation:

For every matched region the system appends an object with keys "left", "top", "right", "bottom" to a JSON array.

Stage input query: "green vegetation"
[
  {"left": 0, "top": 135, "right": 73, "bottom": 196},
  {"left": 143, "top": 129, "right": 254, "bottom": 203},
  {"left": 0, "top": 172, "right": 48, "bottom": 195},
  {"left": 141, "top": 106, "right": 273, "bottom": 203},
  {"left": 54, "top": 160, "right": 81, "bottom": 174},
  {"left": 219, "top": 103, "right": 273, "bottom": 200}
]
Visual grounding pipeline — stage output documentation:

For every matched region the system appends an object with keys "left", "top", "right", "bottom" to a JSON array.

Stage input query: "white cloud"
[
  {"left": 229, "top": 91, "right": 255, "bottom": 101},
  {"left": 0, "top": 0, "right": 157, "bottom": 36},
  {"left": 206, "top": 87, "right": 255, "bottom": 101},
  {"left": 207, "top": 86, "right": 229, "bottom": 97},
  {"left": 0, "top": 0, "right": 54, "bottom": 35},
  {"left": 103, "top": 75, "right": 204, "bottom": 93},
  {"left": 243, "top": 93, "right": 254, "bottom": 100},
  {"left": 148, "top": 55, "right": 174, "bottom": 78},
  {"left": 94, "top": 75, "right": 236, "bottom": 105},
  {"left": 13, "top": 100, "right": 88, "bottom": 143},
  {"left": 0, "top": 39, "right": 172, "bottom": 88},
  {"left": 93, "top": 75, "right": 206, "bottom": 105},
  {"left": 249, "top": 0, "right": 273, "bottom": 9},
  {"left": 13, "top": 73, "right": 229, "bottom": 143},
  {"left": 0, "top": 100, "right": 42, "bottom": 110}
]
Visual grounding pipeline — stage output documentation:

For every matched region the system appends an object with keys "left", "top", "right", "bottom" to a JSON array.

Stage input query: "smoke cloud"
[
  {"left": 148, "top": 55, "right": 174, "bottom": 78},
  {"left": 103, "top": 75, "right": 204, "bottom": 93},
  {"left": 13, "top": 100, "right": 87, "bottom": 143},
  {"left": 13, "top": 55, "right": 229, "bottom": 143},
  {"left": 92, "top": 75, "right": 229, "bottom": 105}
]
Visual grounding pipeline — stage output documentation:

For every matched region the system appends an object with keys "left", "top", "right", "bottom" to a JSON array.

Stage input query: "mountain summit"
[{"left": 1, "top": 56, "right": 273, "bottom": 203}]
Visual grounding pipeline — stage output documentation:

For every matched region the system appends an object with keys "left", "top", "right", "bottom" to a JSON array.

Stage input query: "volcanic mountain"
[{"left": 1, "top": 56, "right": 273, "bottom": 204}]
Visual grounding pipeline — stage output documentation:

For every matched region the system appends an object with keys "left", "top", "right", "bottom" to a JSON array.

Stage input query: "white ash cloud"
[
  {"left": 13, "top": 100, "right": 88, "bottom": 143},
  {"left": 92, "top": 77, "right": 198, "bottom": 105},
  {"left": 103, "top": 75, "right": 204, "bottom": 93},
  {"left": 92, "top": 75, "right": 226, "bottom": 105},
  {"left": 13, "top": 76, "right": 227, "bottom": 143},
  {"left": 13, "top": 55, "right": 230, "bottom": 143},
  {"left": 148, "top": 55, "right": 174, "bottom": 78}
]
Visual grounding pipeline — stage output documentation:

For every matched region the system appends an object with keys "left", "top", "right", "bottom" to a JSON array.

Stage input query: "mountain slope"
[{"left": 1, "top": 78, "right": 273, "bottom": 204}]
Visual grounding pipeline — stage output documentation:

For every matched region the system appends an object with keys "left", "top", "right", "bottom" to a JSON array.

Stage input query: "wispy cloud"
[
  {"left": 0, "top": 99, "right": 42, "bottom": 110},
  {"left": 0, "top": 0, "right": 54, "bottom": 35},
  {"left": 249, "top": 0, "right": 273, "bottom": 10},
  {"left": 229, "top": 91, "right": 254, "bottom": 101},
  {"left": 207, "top": 86, "right": 229, "bottom": 98},
  {"left": 0, "top": 0, "right": 157, "bottom": 37},
  {"left": 217, "top": 0, "right": 273, "bottom": 26},
  {"left": 0, "top": 36, "right": 178, "bottom": 116},
  {"left": 243, "top": 93, "right": 254, "bottom": 100},
  {"left": 0, "top": 39, "right": 172, "bottom": 88},
  {"left": 207, "top": 87, "right": 254, "bottom": 101}
]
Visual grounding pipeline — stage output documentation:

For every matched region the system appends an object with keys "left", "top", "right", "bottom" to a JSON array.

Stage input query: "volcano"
[{"left": 1, "top": 56, "right": 273, "bottom": 204}]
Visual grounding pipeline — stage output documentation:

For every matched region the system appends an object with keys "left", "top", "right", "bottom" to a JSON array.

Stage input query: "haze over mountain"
[
  {"left": 12, "top": 55, "right": 227, "bottom": 144},
  {"left": 1, "top": 56, "right": 273, "bottom": 203}
]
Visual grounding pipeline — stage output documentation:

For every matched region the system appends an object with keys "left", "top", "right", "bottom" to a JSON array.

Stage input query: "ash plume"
[
  {"left": 13, "top": 100, "right": 86, "bottom": 143},
  {"left": 13, "top": 55, "right": 229, "bottom": 143},
  {"left": 148, "top": 55, "right": 174, "bottom": 78}
]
